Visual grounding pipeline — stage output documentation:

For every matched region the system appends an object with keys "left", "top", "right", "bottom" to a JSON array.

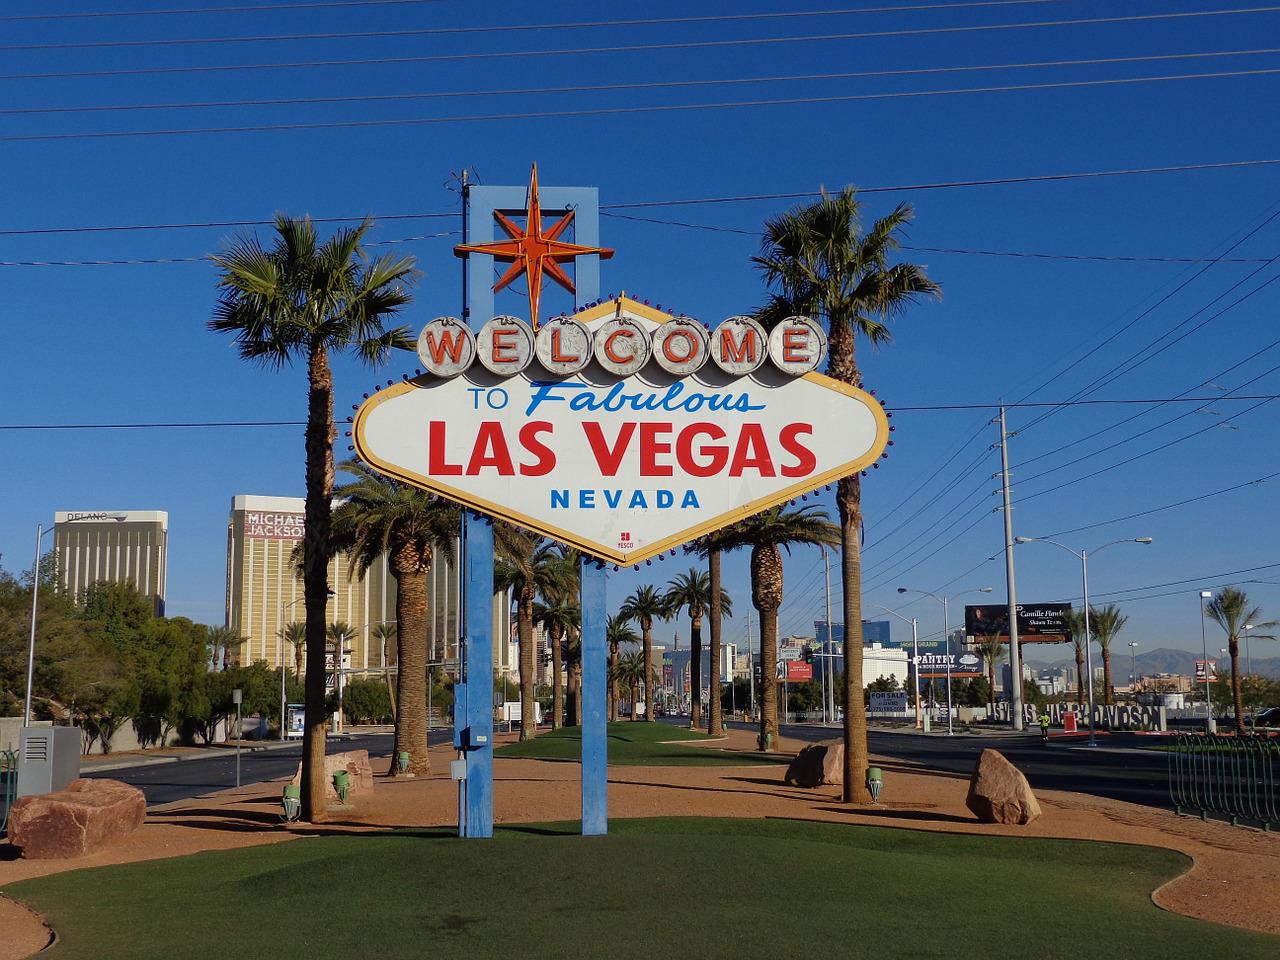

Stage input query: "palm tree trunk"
[
  {"left": 837, "top": 475, "right": 872, "bottom": 802},
  {"left": 1229, "top": 636, "right": 1245, "bottom": 734},
  {"left": 1074, "top": 645, "right": 1085, "bottom": 707},
  {"left": 608, "top": 645, "right": 619, "bottom": 722},
  {"left": 1101, "top": 648, "right": 1114, "bottom": 707},
  {"left": 642, "top": 624, "right": 655, "bottom": 722},
  {"left": 551, "top": 626, "right": 565, "bottom": 730},
  {"left": 569, "top": 662, "right": 581, "bottom": 726},
  {"left": 708, "top": 549, "right": 724, "bottom": 736},
  {"left": 518, "top": 588, "right": 536, "bottom": 740},
  {"left": 631, "top": 682, "right": 641, "bottom": 721},
  {"left": 690, "top": 619, "right": 702, "bottom": 729},
  {"left": 300, "top": 340, "right": 334, "bottom": 823},
  {"left": 392, "top": 557, "right": 431, "bottom": 775},
  {"left": 759, "top": 607, "right": 779, "bottom": 750}
]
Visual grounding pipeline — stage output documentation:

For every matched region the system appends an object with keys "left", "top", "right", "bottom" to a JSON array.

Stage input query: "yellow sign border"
[{"left": 353, "top": 298, "right": 889, "bottom": 565}]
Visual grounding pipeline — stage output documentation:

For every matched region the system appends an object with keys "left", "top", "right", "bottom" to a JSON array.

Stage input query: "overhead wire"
[
  {"left": 6, "top": 6, "right": 1280, "bottom": 79},
  {"left": 6, "top": 69, "right": 1280, "bottom": 143},
  {"left": 0, "top": 0, "right": 448, "bottom": 20},
  {"left": 10, "top": 48, "right": 1279, "bottom": 118}
]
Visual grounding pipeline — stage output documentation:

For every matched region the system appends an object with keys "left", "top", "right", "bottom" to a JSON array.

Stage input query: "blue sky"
[{"left": 1, "top": 0, "right": 1278, "bottom": 659}]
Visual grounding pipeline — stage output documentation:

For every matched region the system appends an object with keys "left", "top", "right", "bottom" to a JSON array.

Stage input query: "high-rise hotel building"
[
  {"left": 54, "top": 510, "right": 168, "bottom": 615},
  {"left": 225, "top": 495, "right": 510, "bottom": 673}
]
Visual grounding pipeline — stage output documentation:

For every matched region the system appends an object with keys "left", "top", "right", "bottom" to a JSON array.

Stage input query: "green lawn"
[
  {"left": 6, "top": 818, "right": 1274, "bottom": 960},
  {"left": 494, "top": 721, "right": 784, "bottom": 765}
]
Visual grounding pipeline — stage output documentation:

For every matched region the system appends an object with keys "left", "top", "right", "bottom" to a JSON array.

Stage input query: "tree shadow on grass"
[{"left": 813, "top": 806, "right": 977, "bottom": 825}]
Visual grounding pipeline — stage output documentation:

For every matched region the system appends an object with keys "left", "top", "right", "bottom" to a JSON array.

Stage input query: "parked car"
[{"left": 1253, "top": 707, "right": 1280, "bottom": 728}]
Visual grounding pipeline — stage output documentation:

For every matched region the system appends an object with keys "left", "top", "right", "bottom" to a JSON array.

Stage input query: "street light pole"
[
  {"left": 1015, "top": 536, "right": 1152, "bottom": 747},
  {"left": 896, "top": 586, "right": 993, "bottom": 736},
  {"left": 1128, "top": 641, "right": 1138, "bottom": 700},
  {"left": 1199, "top": 591, "right": 1214, "bottom": 732},
  {"left": 23, "top": 524, "right": 48, "bottom": 725},
  {"left": 822, "top": 546, "right": 833, "bottom": 725}
]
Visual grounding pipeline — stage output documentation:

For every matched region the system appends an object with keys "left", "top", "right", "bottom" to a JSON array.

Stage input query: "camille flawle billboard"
[
  {"left": 963, "top": 603, "right": 1072, "bottom": 644},
  {"left": 354, "top": 297, "right": 890, "bottom": 565}
]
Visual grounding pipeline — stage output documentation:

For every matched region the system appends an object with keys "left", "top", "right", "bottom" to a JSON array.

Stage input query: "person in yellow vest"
[{"left": 1038, "top": 712, "right": 1051, "bottom": 742}]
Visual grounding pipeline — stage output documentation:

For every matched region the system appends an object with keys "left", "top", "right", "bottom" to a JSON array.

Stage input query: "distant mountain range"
[{"left": 1024, "top": 646, "right": 1280, "bottom": 680}]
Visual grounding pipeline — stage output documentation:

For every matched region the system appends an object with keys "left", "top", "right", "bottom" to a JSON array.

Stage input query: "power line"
[
  {"left": 12, "top": 48, "right": 1279, "bottom": 118},
  {"left": 7, "top": 6, "right": 1280, "bottom": 78},
  {"left": 6, "top": 69, "right": 1280, "bottom": 143},
  {"left": 7, "top": 394, "right": 1280, "bottom": 432},
  {"left": 4, "top": 158, "right": 1279, "bottom": 238},
  {"left": 1035, "top": 472, "right": 1280, "bottom": 539},
  {"left": 0, "top": 0, "right": 446, "bottom": 21},
  {"left": 0, "top": 1, "right": 1082, "bottom": 45}
]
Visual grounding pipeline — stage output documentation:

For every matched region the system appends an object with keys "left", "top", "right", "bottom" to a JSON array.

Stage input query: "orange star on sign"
[{"left": 454, "top": 164, "right": 614, "bottom": 329}]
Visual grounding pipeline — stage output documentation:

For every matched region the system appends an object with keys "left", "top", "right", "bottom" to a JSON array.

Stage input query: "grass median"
[
  {"left": 494, "top": 721, "right": 784, "bottom": 766},
  {"left": 8, "top": 817, "right": 1275, "bottom": 960}
]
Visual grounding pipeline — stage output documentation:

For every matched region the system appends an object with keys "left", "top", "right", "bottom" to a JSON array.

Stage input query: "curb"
[{"left": 81, "top": 737, "right": 333, "bottom": 773}]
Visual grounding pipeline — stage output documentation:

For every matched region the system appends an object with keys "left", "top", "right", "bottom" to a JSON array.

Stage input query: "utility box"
[{"left": 16, "top": 726, "right": 82, "bottom": 798}]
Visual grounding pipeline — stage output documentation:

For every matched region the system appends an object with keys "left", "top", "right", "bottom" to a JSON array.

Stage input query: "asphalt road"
[
  {"left": 730, "top": 720, "right": 1172, "bottom": 810},
  {"left": 83, "top": 730, "right": 451, "bottom": 806}
]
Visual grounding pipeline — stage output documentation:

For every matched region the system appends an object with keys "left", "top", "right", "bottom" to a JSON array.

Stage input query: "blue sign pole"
[
  {"left": 580, "top": 558, "right": 608, "bottom": 835},
  {"left": 456, "top": 170, "right": 606, "bottom": 838}
]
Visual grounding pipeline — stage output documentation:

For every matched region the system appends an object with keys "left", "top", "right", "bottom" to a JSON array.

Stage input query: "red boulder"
[{"left": 7, "top": 778, "right": 146, "bottom": 860}]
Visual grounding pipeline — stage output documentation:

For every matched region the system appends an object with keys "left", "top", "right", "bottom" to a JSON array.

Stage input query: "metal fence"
[
  {"left": 0, "top": 749, "right": 16, "bottom": 834},
  {"left": 1168, "top": 734, "right": 1279, "bottom": 830}
]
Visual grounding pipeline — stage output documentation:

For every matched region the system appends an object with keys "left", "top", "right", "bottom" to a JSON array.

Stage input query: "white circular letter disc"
[
  {"left": 768, "top": 315, "right": 827, "bottom": 375},
  {"left": 417, "top": 316, "right": 476, "bottom": 377},
  {"left": 710, "top": 315, "right": 767, "bottom": 375},
  {"left": 534, "top": 316, "right": 593, "bottom": 375},
  {"left": 477, "top": 315, "right": 534, "bottom": 376},
  {"left": 593, "top": 318, "right": 651, "bottom": 376},
  {"left": 652, "top": 319, "right": 710, "bottom": 376}
]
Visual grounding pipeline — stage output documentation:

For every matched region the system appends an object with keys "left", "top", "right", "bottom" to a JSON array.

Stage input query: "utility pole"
[
  {"left": 823, "top": 546, "right": 833, "bottom": 725},
  {"left": 746, "top": 608, "right": 755, "bottom": 717},
  {"left": 998, "top": 406, "right": 1026, "bottom": 731}
]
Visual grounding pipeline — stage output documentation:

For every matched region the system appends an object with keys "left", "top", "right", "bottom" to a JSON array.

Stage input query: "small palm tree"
[
  {"left": 614, "top": 651, "right": 646, "bottom": 720},
  {"left": 755, "top": 188, "right": 939, "bottom": 797},
  {"left": 494, "top": 527, "right": 575, "bottom": 740},
  {"left": 330, "top": 460, "right": 458, "bottom": 774},
  {"left": 974, "top": 633, "right": 1006, "bottom": 709},
  {"left": 605, "top": 614, "right": 639, "bottom": 722},
  {"left": 1063, "top": 608, "right": 1088, "bottom": 705},
  {"left": 1206, "top": 587, "right": 1278, "bottom": 734},
  {"left": 1089, "top": 605, "right": 1128, "bottom": 707},
  {"left": 371, "top": 621, "right": 398, "bottom": 720},
  {"left": 711, "top": 505, "right": 839, "bottom": 751},
  {"left": 534, "top": 593, "right": 581, "bottom": 730},
  {"left": 279, "top": 620, "right": 308, "bottom": 679},
  {"left": 210, "top": 215, "right": 416, "bottom": 821},
  {"left": 207, "top": 625, "right": 246, "bottom": 672},
  {"left": 563, "top": 629, "right": 583, "bottom": 727},
  {"left": 664, "top": 567, "right": 733, "bottom": 731},
  {"left": 619, "top": 585, "right": 668, "bottom": 722}
]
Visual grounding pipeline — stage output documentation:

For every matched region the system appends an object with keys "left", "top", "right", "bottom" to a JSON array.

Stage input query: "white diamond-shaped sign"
[{"left": 353, "top": 298, "right": 888, "bottom": 564}]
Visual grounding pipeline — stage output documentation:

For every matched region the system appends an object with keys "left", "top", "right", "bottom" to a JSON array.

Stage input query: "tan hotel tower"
[{"left": 225, "top": 495, "right": 510, "bottom": 674}]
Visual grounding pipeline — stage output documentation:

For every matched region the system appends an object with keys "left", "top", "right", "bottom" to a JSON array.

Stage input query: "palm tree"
[
  {"left": 534, "top": 593, "right": 580, "bottom": 730},
  {"left": 605, "top": 614, "right": 639, "bottom": 722},
  {"left": 494, "top": 527, "right": 574, "bottom": 740},
  {"left": 371, "top": 621, "right": 398, "bottom": 719},
  {"left": 210, "top": 215, "right": 416, "bottom": 821},
  {"left": 1063, "top": 608, "right": 1088, "bottom": 706},
  {"left": 1088, "top": 604, "right": 1128, "bottom": 708},
  {"left": 973, "top": 633, "right": 1006, "bottom": 710},
  {"left": 614, "top": 651, "right": 645, "bottom": 720},
  {"left": 755, "top": 189, "right": 939, "bottom": 797},
  {"left": 1206, "top": 587, "right": 1278, "bottom": 734},
  {"left": 665, "top": 566, "right": 733, "bottom": 731},
  {"left": 619, "top": 585, "right": 668, "bottom": 722},
  {"left": 711, "top": 505, "right": 839, "bottom": 751},
  {"left": 207, "top": 626, "right": 246, "bottom": 672},
  {"left": 330, "top": 460, "right": 458, "bottom": 775},
  {"left": 563, "top": 629, "right": 583, "bottom": 727},
  {"left": 279, "top": 620, "right": 308, "bottom": 679}
]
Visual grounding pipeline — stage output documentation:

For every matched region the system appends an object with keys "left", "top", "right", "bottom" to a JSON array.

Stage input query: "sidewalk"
[{"left": 78, "top": 727, "right": 390, "bottom": 773}]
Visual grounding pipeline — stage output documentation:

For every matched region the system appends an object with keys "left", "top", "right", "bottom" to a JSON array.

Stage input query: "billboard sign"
[
  {"left": 353, "top": 297, "right": 890, "bottom": 565},
  {"left": 785, "top": 661, "right": 813, "bottom": 682},
  {"left": 870, "top": 692, "right": 908, "bottom": 713},
  {"left": 1195, "top": 660, "right": 1218, "bottom": 683},
  {"left": 915, "top": 651, "right": 984, "bottom": 679},
  {"left": 964, "top": 603, "right": 1071, "bottom": 643},
  {"left": 243, "top": 511, "right": 305, "bottom": 540}
]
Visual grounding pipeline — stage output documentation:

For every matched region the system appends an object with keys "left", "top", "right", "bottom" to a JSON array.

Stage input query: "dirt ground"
[{"left": 3, "top": 728, "right": 1278, "bottom": 958}]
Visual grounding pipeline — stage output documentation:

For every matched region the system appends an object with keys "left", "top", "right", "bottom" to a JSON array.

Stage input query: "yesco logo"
[{"left": 352, "top": 297, "right": 890, "bottom": 565}]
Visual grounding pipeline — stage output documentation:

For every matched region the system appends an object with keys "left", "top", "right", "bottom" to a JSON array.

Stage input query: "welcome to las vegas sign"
[{"left": 352, "top": 296, "right": 889, "bottom": 566}]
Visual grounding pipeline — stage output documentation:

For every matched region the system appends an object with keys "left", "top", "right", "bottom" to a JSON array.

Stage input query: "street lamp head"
[
  {"left": 979, "top": 587, "right": 993, "bottom": 593},
  {"left": 1134, "top": 537, "right": 1154, "bottom": 544},
  {"left": 1200, "top": 590, "right": 1214, "bottom": 599},
  {"left": 896, "top": 587, "right": 908, "bottom": 594},
  {"left": 1014, "top": 536, "right": 1033, "bottom": 544}
]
